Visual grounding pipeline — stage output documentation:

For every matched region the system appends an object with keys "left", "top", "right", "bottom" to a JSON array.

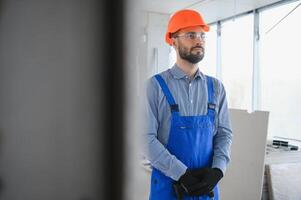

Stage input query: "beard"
[{"left": 178, "top": 44, "right": 204, "bottom": 64}]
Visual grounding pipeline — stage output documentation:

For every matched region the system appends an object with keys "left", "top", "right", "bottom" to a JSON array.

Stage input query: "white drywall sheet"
[{"left": 219, "top": 109, "right": 269, "bottom": 200}]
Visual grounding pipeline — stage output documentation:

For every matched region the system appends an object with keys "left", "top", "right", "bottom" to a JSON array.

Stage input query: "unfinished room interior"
[{"left": 0, "top": 0, "right": 300, "bottom": 200}]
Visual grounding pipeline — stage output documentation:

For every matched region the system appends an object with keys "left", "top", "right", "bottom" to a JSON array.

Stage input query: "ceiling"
[{"left": 141, "top": 0, "right": 284, "bottom": 23}]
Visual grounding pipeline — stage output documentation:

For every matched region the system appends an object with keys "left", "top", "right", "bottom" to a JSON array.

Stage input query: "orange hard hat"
[{"left": 165, "top": 9, "right": 210, "bottom": 45}]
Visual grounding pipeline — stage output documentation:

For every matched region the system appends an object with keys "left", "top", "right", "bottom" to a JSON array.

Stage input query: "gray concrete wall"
[{"left": 0, "top": 1, "right": 102, "bottom": 199}]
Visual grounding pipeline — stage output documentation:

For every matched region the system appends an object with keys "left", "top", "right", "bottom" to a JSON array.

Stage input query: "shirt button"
[
  {"left": 189, "top": 83, "right": 192, "bottom": 87},
  {"left": 190, "top": 100, "right": 193, "bottom": 103}
]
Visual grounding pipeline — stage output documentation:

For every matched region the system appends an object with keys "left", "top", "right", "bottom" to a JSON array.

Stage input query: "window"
[
  {"left": 259, "top": 1, "right": 301, "bottom": 140},
  {"left": 221, "top": 15, "right": 254, "bottom": 110},
  {"left": 200, "top": 24, "right": 217, "bottom": 76},
  {"left": 167, "top": 2, "right": 301, "bottom": 140}
]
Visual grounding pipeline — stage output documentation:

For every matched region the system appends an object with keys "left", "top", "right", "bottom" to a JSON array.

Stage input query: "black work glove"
[
  {"left": 173, "top": 181, "right": 214, "bottom": 200},
  {"left": 177, "top": 169, "right": 200, "bottom": 194},
  {"left": 173, "top": 182, "right": 185, "bottom": 200},
  {"left": 188, "top": 167, "right": 223, "bottom": 196}
]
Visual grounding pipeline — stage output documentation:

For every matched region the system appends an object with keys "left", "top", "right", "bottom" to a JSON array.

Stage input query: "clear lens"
[{"left": 178, "top": 32, "right": 206, "bottom": 40}]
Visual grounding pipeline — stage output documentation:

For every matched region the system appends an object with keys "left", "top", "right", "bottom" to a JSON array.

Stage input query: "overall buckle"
[
  {"left": 170, "top": 104, "right": 179, "bottom": 112},
  {"left": 208, "top": 103, "right": 216, "bottom": 110}
]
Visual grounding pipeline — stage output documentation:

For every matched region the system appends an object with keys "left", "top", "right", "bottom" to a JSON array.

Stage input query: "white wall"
[{"left": 146, "top": 12, "right": 171, "bottom": 77}]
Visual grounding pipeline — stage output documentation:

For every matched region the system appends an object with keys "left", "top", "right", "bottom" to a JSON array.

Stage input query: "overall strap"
[
  {"left": 205, "top": 75, "right": 216, "bottom": 112},
  {"left": 154, "top": 74, "right": 179, "bottom": 113}
]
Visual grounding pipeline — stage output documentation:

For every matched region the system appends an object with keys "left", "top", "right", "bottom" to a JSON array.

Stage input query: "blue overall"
[{"left": 149, "top": 74, "right": 219, "bottom": 200}]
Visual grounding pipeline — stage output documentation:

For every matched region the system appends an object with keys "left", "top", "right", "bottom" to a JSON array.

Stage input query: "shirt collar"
[{"left": 170, "top": 64, "right": 205, "bottom": 81}]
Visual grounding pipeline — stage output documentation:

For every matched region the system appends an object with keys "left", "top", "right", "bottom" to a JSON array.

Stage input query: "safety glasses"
[{"left": 175, "top": 32, "right": 206, "bottom": 40}]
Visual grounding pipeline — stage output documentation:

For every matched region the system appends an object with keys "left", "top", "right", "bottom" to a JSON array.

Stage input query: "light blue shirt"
[{"left": 145, "top": 64, "right": 233, "bottom": 181}]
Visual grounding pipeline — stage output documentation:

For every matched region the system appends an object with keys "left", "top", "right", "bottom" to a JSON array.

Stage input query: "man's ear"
[{"left": 171, "top": 38, "right": 177, "bottom": 47}]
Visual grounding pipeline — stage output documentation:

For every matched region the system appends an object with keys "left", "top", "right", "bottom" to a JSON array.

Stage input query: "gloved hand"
[
  {"left": 177, "top": 169, "right": 200, "bottom": 194},
  {"left": 188, "top": 167, "right": 223, "bottom": 196}
]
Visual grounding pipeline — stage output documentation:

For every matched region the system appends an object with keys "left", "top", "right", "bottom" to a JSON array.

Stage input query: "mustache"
[{"left": 191, "top": 46, "right": 204, "bottom": 50}]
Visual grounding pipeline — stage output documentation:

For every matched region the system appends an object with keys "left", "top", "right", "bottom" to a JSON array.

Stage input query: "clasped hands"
[{"left": 174, "top": 167, "right": 223, "bottom": 197}]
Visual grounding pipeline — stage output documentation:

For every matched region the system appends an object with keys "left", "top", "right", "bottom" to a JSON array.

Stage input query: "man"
[{"left": 145, "top": 9, "right": 232, "bottom": 200}]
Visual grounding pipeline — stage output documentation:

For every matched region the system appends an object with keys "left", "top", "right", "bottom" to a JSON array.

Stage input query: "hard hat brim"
[{"left": 165, "top": 24, "right": 210, "bottom": 45}]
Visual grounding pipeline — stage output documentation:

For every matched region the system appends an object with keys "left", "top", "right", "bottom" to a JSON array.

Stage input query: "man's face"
[{"left": 172, "top": 26, "right": 205, "bottom": 64}]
